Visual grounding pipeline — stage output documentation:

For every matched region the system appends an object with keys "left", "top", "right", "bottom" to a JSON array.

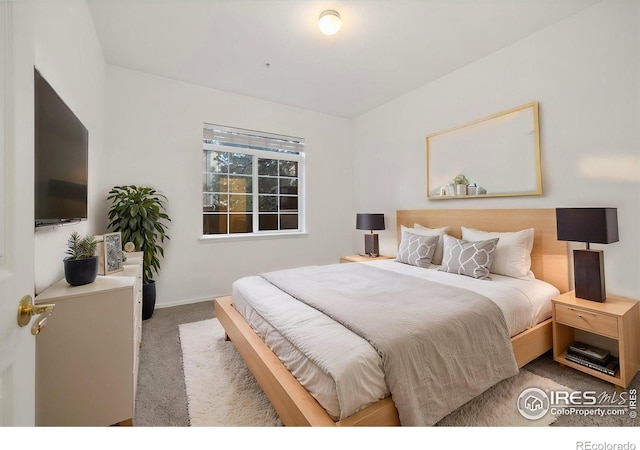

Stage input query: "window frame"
[{"left": 202, "top": 126, "right": 306, "bottom": 240}]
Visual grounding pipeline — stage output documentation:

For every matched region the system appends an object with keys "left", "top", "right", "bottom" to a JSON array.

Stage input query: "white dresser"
[{"left": 34, "top": 252, "right": 143, "bottom": 426}]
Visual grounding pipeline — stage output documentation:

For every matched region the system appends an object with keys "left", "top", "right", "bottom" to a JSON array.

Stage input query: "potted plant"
[
  {"left": 64, "top": 231, "right": 99, "bottom": 286},
  {"left": 454, "top": 174, "right": 470, "bottom": 196},
  {"left": 106, "top": 185, "right": 171, "bottom": 320}
]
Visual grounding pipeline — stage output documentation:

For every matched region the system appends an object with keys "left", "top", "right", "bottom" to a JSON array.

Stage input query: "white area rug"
[
  {"left": 179, "top": 318, "right": 282, "bottom": 426},
  {"left": 179, "top": 318, "right": 570, "bottom": 427}
]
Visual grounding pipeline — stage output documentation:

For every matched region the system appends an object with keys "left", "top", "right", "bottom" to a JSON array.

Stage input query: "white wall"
[
  {"left": 353, "top": 1, "right": 640, "bottom": 299},
  {"left": 31, "top": 0, "right": 107, "bottom": 294},
  {"left": 97, "top": 66, "right": 354, "bottom": 307},
  {"left": 27, "top": 0, "right": 638, "bottom": 304}
]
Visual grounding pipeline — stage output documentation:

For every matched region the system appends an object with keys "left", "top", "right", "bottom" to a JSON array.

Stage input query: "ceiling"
[{"left": 87, "top": 0, "right": 600, "bottom": 118}]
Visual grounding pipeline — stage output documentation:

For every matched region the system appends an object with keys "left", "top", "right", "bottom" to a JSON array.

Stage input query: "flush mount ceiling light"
[{"left": 318, "top": 10, "right": 341, "bottom": 35}]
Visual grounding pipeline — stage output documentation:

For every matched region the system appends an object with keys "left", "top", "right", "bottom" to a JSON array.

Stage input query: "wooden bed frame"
[{"left": 214, "top": 208, "right": 569, "bottom": 426}]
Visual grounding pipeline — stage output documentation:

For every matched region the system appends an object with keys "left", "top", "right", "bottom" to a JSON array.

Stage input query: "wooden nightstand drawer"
[{"left": 555, "top": 304, "right": 618, "bottom": 338}]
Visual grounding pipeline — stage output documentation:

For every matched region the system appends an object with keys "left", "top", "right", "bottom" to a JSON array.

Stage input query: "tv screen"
[{"left": 34, "top": 68, "right": 88, "bottom": 227}]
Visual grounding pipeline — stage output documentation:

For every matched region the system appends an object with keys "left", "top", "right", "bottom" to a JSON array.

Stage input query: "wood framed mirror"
[{"left": 426, "top": 102, "right": 542, "bottom": 199}]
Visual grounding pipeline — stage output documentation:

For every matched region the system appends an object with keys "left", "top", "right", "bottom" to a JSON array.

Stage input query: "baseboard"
[{"left": 156, "top": 293, "right": 230, "bottom": 309}]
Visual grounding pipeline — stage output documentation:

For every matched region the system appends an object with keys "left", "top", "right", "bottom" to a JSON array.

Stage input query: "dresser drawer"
[{"left": 555, "top": 304, "right": 618, "bottom": 338}]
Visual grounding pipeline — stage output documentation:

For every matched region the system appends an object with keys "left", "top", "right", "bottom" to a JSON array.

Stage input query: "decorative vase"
[
  {"left": 142, "top": 280, "right": 156, "bottom": 320},
  {"left": 444, "top": 183, "right": 455, "bottom": 196},
  {"left": 455, "top": 184, "right": 467, "bottom": 196},
  {"left": 64, "top": 256, "right": 99, "bottom": 286}
]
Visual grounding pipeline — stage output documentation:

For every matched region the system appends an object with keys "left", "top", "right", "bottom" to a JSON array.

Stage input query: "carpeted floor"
[
  {"left": 134, "top": 301, "right": 214, "bottom": 426},
  {"left": 134, "top": 300, "right": 640, "bottom": 427}
]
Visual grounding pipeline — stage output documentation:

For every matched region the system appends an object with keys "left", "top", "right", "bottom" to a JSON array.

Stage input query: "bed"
[{"left": 214, "top": 208, "right": 569, "bottom": 426}]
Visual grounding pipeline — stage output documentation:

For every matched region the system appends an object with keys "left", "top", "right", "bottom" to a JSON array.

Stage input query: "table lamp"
[
  {"left": 556, "top": 208, "right": 619, "bottom": 302},
  {"left": 356, "top": 213, "right": 385, "bottom": 257}
]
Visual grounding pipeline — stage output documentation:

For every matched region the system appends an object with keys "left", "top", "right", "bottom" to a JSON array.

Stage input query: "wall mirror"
[{"left": 426, "top": 102, "right": 542, "bottom": 199}]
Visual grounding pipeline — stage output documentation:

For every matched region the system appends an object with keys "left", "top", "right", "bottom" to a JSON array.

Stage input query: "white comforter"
[{"left": 231, "top": 259, "right": 559, "bottom": 422}]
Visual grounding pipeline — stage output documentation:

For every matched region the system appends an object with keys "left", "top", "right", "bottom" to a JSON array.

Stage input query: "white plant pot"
[{"left": 456, "top": 184, "right": 467, "bottom": 196}]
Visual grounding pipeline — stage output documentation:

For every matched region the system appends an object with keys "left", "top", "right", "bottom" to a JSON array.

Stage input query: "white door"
[{"left": 0, "top": 1, "right": 36, "bottom": 426}]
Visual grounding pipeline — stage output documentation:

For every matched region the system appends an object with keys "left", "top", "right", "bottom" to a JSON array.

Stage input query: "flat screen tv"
[{"left": 34, "top": 68, "right": 88, "bottom": 227}]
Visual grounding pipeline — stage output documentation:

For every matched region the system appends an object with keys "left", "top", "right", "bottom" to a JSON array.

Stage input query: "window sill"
[{"left": 199, "top": 231, "right": 309, "bottom": 243}]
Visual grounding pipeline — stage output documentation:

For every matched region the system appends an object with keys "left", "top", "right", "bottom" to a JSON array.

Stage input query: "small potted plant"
[
  {"left": 454, "top": 174, "right": 470, "bottom": 196},
  {"left": 106, "top": 185, "right": 171, "bottom": 320},
  {"left": 64, "top": 231, "right": 99, "bottom": 286}
]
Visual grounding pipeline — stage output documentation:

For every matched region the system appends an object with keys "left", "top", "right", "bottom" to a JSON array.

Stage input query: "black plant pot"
[
  {"left": 142, "top": 280, "right": 156, "bottom": 320},
  {"left": 64, "top": 256, "right": 99, "bottom": 286}
]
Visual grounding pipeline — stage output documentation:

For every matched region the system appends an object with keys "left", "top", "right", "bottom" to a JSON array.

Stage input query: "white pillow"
[
  {"left": 461, "top": 226, "right": 534, "bottom": 279},
  {"left": 411, "top": 224, "right": 450, "bottom": 265}
]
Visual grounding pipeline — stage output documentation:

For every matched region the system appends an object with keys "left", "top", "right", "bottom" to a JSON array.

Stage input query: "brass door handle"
[{"left": 17, "top": 295, "right": 55, "bottom": 335}]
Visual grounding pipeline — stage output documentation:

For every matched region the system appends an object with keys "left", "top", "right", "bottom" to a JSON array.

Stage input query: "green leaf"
[
  {"left": 65, "top": 231, "right": 97, "bottom": 259},
  {"left": 106, "top": 184, "right": 171, "bottom": 283}
]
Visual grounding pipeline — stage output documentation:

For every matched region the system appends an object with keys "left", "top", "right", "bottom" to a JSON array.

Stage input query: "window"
[{"left": 202, "top": 124, "right": 305, "bottom": 236}]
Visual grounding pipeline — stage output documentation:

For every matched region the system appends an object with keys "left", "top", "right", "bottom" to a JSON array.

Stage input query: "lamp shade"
[
  {"left": 356, "top": 213, "right": 385, "bottom": 231},
  {"left": 556, "top": 208, "right": 619, "bottom": 244}
]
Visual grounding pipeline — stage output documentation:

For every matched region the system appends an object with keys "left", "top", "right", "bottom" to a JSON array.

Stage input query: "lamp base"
[
  {"left": 574, "top": 249, "right": 606, "bottom": 302},
  {"left": 364, "top": 233, "right": 379, "bottom": 257}
]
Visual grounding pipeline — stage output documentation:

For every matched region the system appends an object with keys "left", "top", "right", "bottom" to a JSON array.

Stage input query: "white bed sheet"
[
  {"left": 231, "top": 260, "right": 560, "bottom": 421},
  {"left": 369, "top": 259, "right": 559, "bottom": 336}
]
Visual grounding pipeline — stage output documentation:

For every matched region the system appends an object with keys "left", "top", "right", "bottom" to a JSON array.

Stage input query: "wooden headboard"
[{"left": 396, "top": 209, "right": 569, "bottom": 293}]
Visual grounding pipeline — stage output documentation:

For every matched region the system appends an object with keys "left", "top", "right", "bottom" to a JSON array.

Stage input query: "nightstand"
[
  {"left": 339, "top": 254, "right": 395, "bottom": 263},
  {"left": 552, "top": 290, "right": 640, "bottom": 390}
]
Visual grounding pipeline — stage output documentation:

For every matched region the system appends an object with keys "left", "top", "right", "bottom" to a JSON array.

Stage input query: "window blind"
[{"left": 203, "top": 124, "right": 304, "bottom": 154}]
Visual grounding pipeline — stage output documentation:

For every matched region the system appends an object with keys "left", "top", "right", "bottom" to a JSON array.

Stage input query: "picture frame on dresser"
[{"left": 103, "top": 232, "right": 124, "bottom": 275}]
